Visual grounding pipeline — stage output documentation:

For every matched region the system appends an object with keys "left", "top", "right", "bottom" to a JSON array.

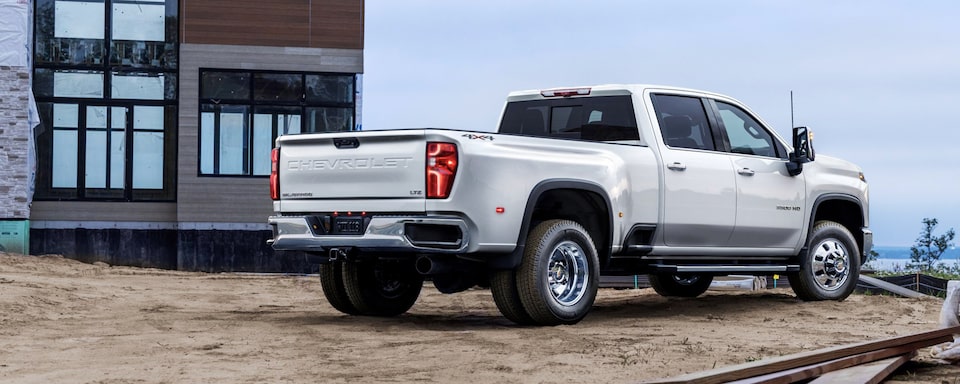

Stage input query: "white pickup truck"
[{"left": 268, "top": 84, "right": 871, "bottom": 326}]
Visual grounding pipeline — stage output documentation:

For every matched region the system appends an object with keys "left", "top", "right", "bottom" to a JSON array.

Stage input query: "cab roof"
[{"left": 506, "top": 84, "right": 731, "bottom": 102}]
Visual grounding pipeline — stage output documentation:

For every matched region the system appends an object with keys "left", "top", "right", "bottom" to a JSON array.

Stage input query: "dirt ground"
[{"left": 1, "top": 253, "right": 958, "bottom": 384}]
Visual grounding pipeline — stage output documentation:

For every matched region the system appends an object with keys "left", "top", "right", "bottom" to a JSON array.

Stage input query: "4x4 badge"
[{"left": 462, "top": 134, "right": 494, "bottom": 141}]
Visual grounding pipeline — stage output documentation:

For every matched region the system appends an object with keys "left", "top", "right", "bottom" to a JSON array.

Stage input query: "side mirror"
[{"left": 787, "top": 126, "right": 815, "bottom": 176}]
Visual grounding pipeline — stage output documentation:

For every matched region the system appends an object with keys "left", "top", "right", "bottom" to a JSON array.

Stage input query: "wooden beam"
[
  {"left": 725, "top": 348, "right": 918, "bottom": 384},
  {"left": 641, "top": 326, "right": 959, "bottom": 384},
  {"left": 859, "top": 275, "right": 929, "bottom": 298},
  {"left": 808, "top": 352, "right": 915, "bottom": 384}
]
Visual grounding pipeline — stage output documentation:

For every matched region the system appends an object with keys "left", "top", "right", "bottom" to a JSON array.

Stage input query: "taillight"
[
  {"left": 426, "top": 142, "right": 458, "bottom": 199},
  {"left": 270, "top": 148, "right": 280, "bottom": 200}
]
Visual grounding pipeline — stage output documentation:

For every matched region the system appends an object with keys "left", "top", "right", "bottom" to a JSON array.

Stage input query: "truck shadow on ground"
[
  {"left": 586, "top": 291, "right": 802, "bottom": 321},
  {"left": 279, "top": 290, "right": 805, "bottom": 330}
]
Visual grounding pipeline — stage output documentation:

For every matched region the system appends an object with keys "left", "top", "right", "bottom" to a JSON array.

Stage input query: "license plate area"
[{"left": 332, "top": 216, "right": 364, "bottom": 235}]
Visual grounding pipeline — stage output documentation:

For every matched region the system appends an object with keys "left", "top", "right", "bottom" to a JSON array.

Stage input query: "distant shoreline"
[{"left": 860, "top": 246, "right": 958, "bottom": 272}]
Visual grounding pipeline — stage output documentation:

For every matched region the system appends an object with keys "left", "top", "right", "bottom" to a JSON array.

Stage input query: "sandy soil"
[{"left": 1, "top": 253, "right": 958, "bottom": 384}]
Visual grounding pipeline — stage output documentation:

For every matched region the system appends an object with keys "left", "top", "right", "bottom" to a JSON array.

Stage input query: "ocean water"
[{"left": 866, "top": 246, "right": 960, "bottom": 272}]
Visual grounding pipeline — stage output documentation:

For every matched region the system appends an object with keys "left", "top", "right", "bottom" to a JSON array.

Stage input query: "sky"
[{"left": 363, "top": 1, "right": 960, "bottom": 247}]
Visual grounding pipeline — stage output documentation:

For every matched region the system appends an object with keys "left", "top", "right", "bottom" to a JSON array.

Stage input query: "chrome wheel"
[
  {"left": 516, "top": 220, "right": 599, "bottom": 325},
  {"left": 811, "top": 238, "right": 850, "bottom": 291},
  {"left": 789, "top": 220, "right": 860, "bottom": 301},
  {"left": 673, "top": 275, "right": 701, "bottom": 285},
  {"left": 547, "top": 240, "right": 589, "bottom": 306},
  {"left": 649, "top": 273, "right": 713, "bottom": 298}
]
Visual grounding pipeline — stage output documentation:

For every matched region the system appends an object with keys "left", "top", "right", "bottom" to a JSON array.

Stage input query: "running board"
[{"left": 651, "top": 264, "right": 800, "bottom": 274}]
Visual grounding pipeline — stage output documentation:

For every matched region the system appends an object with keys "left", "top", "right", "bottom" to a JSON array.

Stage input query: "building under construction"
[{"left": 0, "top": 0, "right": 364, "bottom": 272}]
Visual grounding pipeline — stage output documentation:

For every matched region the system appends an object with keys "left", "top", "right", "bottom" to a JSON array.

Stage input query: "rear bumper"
[{"left": 268, "top": 215, "right": 470, "bottom": 253}]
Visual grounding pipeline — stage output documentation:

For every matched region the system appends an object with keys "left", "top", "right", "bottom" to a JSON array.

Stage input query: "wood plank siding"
[
  {"left": 182, "top": 0, "right": 364, "bottom": 49},
  {"left": 311, "top": 0, "right": 365, "bottom": 49}
]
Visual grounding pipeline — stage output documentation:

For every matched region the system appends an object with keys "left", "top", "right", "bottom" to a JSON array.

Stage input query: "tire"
[
  {"left": 649, "top": 273, "right": 714, "bottom": 298},
  {"left": 342, "top": 260, "right": 423, "bottom": 316},
  {"left": 516, "top": 220, "right": 600, "bottom": 326},
  {"left": 789, "top": 220, "right": 861, "bottom": 301},
  {"left": 318, "top": 262, "right": 360, "bottom": 315},
  {"left": 490, "top": 270, "right": 536, "bottom": 325}
]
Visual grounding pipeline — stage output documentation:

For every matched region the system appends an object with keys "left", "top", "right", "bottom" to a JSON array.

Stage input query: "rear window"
[{"left": 498, "top": 96, "right": 639, "bottom": 142}]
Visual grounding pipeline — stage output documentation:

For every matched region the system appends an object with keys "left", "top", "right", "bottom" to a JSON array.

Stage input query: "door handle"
[
  {"left": 667, "top": 162, "right": 686, "bottom": 171},
  {"left": 738, "top": 168, "right": 755, "bottom": 176}
]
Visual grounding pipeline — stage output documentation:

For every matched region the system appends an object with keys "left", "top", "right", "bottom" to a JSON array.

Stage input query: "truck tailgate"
[{"left": 278, "top": 130, "right": 427, "bottom": 204}]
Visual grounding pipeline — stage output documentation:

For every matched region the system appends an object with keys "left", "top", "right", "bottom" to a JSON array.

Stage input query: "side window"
[
  {"left": 650, "top": 94, "right": 715, "bottom": 151},
  {"left": 715, "top": 101, "right": 781, "bottom": 158}
]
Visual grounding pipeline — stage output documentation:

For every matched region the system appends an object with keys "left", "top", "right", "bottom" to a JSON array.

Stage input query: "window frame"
[
  {"left": 32, "top": 0, "right": 179, "bottom": 202},
  {"left": 705, "top": 98, "right": 788, "bottom": 160},
  {"left": 197, "top": 68, "right": 358, "bottom": 178},
  {"left": 649, "top": 93, "right": 724, "bottom": 152}
]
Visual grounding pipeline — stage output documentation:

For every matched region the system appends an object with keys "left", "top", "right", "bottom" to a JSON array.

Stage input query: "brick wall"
[{"left": 0, "top": 66, "right": 31, "bottom": 219}]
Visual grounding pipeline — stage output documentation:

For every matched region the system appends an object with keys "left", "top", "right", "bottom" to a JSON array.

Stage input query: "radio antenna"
[{"left": 790, "top": 90, "right": 795, "bottom": 128}]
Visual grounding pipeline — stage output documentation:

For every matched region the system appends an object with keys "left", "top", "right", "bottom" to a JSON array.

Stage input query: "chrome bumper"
[{"left": 268, "top": 215, "right": 469, "bottom": 253}]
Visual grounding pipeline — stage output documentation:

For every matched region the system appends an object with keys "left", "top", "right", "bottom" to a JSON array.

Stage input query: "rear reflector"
[
  {"left": 541, "top": 88, "right": 591, "bottom": 97},
  {"left": 426, "top": 142, "right": 458, "bottom": 199},
  {"left": 270, "top": 148, "right": 280, "bottom": 200}
]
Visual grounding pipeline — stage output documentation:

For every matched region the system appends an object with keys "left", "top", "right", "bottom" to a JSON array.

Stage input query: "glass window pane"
[
  {"left": 305, "top": 75, "right": 354, "bottom": 104},
  {"left": 201, "top": 71, "right": 250, "bottom": 100},
  {"left": 112, "top": 73, "right": 164, "bottom": 100},
  {"left": 254, "top": 73, "right": 302, "bottom": 102},
  {"left": 255, "top": 106, "right": 301, "bottom": 135},
  {"left": 200, "top": 109, "right": 215, "bottom": 174},
  {"left": 219, "top": 106, "right": 247, "bottom": 175},
  {"left": 134, "top": 106, "right": 164, "bottom": 130},
  {"left": 133, "top": 132, "right": 163, "bottom": 189},
  {"left": 53, "top": 70, "right": 104, "bottom": 98},
  {"left": 305, "top": 107, "right": 353, "bottom": 133},
  {"left": 53, "top": 103, "right": 78, "bottom": 128},
  {"left": 112, "top": 2, "right": 165, "bottom": 42},
  {"left": 252, "top": 115, "right": 272, "bottom": 176},
  {"left": 85, "top": 130, "right": 107, "bottom": 188},
  {"left": 253, "top": 113, "right": 272, "bottom": 132},
  {"left": 282, "top": 114, "right": 301, "bottom": 135},
  {"left": 111, "top": 106, "right": 126, "bottom": 129},
  {"left": 34, "top": 38, "right": 106, "bottom": 66},
  {"left": 55, "top": 1, "right": 104, "bottom": 39},
  {"left": 52, "top": 130, "right": 78, "bottom": 188},
  {"left": 86, "top": 106, "right": 107, "bottom": 128},
  {"left": 111, "top": 131, "right": 125, "bottom": 189},
  {"left": 110, "top": 41, "right": 175, "bottom": 68},
  {"left": 651, "top": 94, "right": 715, "bottom": 151}
]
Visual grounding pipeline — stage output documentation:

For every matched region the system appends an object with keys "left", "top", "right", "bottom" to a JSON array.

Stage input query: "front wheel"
[
  {"left": 789, "top": 220, "right": 860, "bottom": 301},
  {"left": 516, "top": 220, "right": 600, "bottom": 326},
  {"left": 649, "top": 273, "right": 713, "bottom": 297},
  {"left": 342, "top": 260, "right": 423, "bottom": 316}
]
